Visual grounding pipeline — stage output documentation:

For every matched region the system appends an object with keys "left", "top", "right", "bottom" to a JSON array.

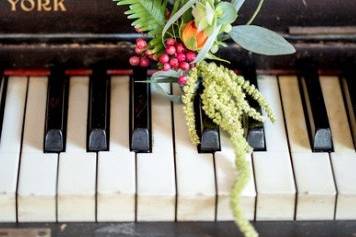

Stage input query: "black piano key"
[
  {"left": 241, "top": 65, "right": 266, "bottom": 151},
  {"left": 130, "top": 67, "right": 152, "bottom": 153},
  {"left": 0, "top": 73, "right": 8, "bottom": 143},
  {"left": 44, "top": 67, "right": 69, "bottom": 153},
  {"left": 195, "top": 82, "right": 221, "bottom": 153},
  {"left": 342, "top": 70, "right": 356, "bottom": 146},
  {"left": 299, "top": 65, "right": 333, "bottom": 152},
  {"left": 87, "top": 66, "right": 110, "bottom": 152}
]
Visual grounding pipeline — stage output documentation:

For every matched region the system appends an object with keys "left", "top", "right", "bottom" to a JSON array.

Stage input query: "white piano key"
[
  {"left": 280, "top": 76, "right": 336, "bottom": 220},
  {"left": 57, "top": 77, "right": 96, "bottom": 222},
  {"left": 0, "top": 77, "right": 28, "bottom": 222},
  {"left": 215, "top": 134, "right": 256, "bottom": 221},
  {"left": 253, "top": 76, "right": 296, "bottom": 220},
  {"left": 320, "top": 76, "right": 356, "bottom": 219},
  {"left": 173, "top": 85, "right": 216, "bottom": 221},
  {"left": 17, "top": 77, "right": 58, "bottom": 222},
  {"left": 97, "top": 76, "right": 135, "bottom": 222},
  {"left": 136, "top": 84, "right": 176, "bottom": 221}
]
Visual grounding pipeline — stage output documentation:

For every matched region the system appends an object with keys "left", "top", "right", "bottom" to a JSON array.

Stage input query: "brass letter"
[
  {"left": 38, "top": 0, "right": 52, "bottom": 11},
  {"left": 21, "top": 0, "right": 35, "bottom": 11},
  {"left": 7, "top": 0, "right": 19, "bottom": 11},
  {"left": 54, "top": 0, "right": 66, "bottom": 11}
]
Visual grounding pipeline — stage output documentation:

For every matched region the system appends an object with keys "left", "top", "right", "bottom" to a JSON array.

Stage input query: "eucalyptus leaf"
[
  {"left": 151, "top": 70, "right": 182, "bottom": 80},
  {"left": 136, "top": 78, "right": 178, "bottom": 83},
  {"left": 162, "top": 0, "right": 197, "bottom": 42},
  {"left": 217, "top": 2, "right": 237, "bottom": 25},
  {"left": 152, "top": 83, "right": 182, "bottom": 103},
  {"left": 193, "top": 24, "right": 222, "bottom": 63},
  {"left": 231, "top": 0, "right": 245, "bottom": 12},
  {"left": 229, "top": 25, "right": 296, "bottom": 55}
]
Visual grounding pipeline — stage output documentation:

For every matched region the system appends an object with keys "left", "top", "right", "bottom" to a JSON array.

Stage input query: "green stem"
[{"left": 246, "top": 0, "right": 265, "bottom": 25}]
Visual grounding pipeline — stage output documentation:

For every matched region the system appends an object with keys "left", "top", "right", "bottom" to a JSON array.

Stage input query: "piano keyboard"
[{"left": 0, "top": 68, "right": 355, "bottom": 223}]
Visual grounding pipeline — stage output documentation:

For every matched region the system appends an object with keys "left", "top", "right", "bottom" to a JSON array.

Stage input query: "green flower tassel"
[{"left": 182, "top": 61, "right": 275, "bottom": 237}]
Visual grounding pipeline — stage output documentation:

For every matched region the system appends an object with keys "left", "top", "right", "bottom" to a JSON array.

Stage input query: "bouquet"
[{"left": 114, "top": 0, "right": 295, "bottom": 236}]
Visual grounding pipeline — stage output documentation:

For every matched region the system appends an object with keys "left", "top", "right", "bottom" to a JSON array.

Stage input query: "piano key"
[
  {"left": 0, "top": 77, "right": 28, "bottom": 222},
  {"left": 241, "top": 66, "right": 266, "bottom": 151},
  {"left": 97, "top": 76, "right": 135, "bottom": 222},
  {"left": 299, "top": 67, "right": 333, "bottom": 152},
  {"left": 173, "top": 84, "right": 216, "bottom": 221},
  {"left": 136, "top": 83, "right": 176, "bottom": 221},
  {"left": 253, "top": 76, "right": 296, "bottom": 220},
  {"left": 342, "top": 71, "right": 356, "bottom": 147},
  {"left": 0, "top": 75, "right": 8, "bottom": 143},
  {"left": 17, "top": 77, "right": 58, "bottom": 222},
  {"left": 130, "top": 68, "right": 152, "bottom": 152},
  {"left": 87, "top": 67, "right": 110, "bottom": 152},
  {"left": 320, "top": 76, "right": 356, "bottom": 219},
  {"left": 194, "top": 85, "right": 221, "bottom": 153},
  {"left": 215, "top": 134, "right": 256, "bottom": 221},
  {"left": 280, "top": 75, "right": 336, "bottom": 220},
  {"left": 44, "top": 67, "right": 69, "bottom": 153},
  {"left": 57, "top": 76, "right": 96, "bottom": 222}
]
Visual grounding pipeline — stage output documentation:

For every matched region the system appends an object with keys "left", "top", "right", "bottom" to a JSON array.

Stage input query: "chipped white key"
[
  {"left": 215, "top": 134, "right": 256, "bottom": 221},
  {"left": 252, "top": 76, "right": 296, "bottom": 220},
  {"left": 280, "top": 76, "right": 336, "bottom": 220},
  {"left": 136, "top": 83, "right": 176, "bottom": 221},
  {"left": 320, "top": 76, "right": 356, "bottom": 219},
  {"left": 173, "top": 85, "right": 215, "bottom": 221},
  {"left": 57, "top": 77, "right": 96, "bottom": 222},
  {"left": 0, "top": 77, "right": 28, "bottom": 222},
  {"left": 17, "top": 77, "right": 58, "bottom": 222},
  {"left": 97, "top": 76, "right": 135, "bottom": 222}
]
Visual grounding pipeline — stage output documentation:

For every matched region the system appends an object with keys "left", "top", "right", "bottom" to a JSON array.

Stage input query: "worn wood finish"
[
  {"left": 1, "top": 222, "right": 356, "bottom": 237},
  {"left": 0, "top": 41, "right": 356, "bottom": 70},
  {"left": 1, "top": 0, "right": 356, "bottom": 33}
]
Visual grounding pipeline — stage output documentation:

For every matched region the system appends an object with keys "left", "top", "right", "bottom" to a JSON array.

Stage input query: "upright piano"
[{"left": 0, "top": 0, "right": 355, "bottom": 236}]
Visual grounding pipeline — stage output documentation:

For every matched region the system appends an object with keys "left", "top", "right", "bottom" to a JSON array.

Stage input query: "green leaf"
[
  {"left": 153, "top": 83, "right": 182, "bottom": 103},
  {"left": 114, "top": 0, "right": 167, "bottom": 53},
  {"left": 217, "top": 2, "right": 237, "bottom": 25},
  {"left": 229, "top": 25, "right": 296, "bottom": 55},
  {"left": 231, "top": 0, "right": 245, "bottom": 12},
  {"left": 193, "top": 24, "right": 222, "bottom": 63},
  {"left": 136, "top": 78, "right": 178, "bottom": 83},
  {"left": 162, "top": 0, "right": 198, "bottom": 42},
  {"left": 151, "top": 70, "right": 182, "bottom": 80}
]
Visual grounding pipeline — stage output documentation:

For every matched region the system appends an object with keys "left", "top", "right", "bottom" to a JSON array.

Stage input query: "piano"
[{"left": 0, "top": 0, "right": 356, "bottom": 236}]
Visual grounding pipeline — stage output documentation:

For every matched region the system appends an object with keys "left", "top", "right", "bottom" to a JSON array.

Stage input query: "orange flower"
[{"left": 181, "top": 21, "right": 208, "bottom": 51}]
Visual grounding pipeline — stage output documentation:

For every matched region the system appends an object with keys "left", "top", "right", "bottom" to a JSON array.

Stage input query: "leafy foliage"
[
  {"left": 114, "top": 0, "right": 168, "bottom": 53},
  {"left": 230, "top": 25, "right": 296, "bottom": 55}
]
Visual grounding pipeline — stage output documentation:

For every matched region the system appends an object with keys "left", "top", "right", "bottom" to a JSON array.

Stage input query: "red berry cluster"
[
  {"left": 159, "top": 38, "right": 197, "bottom": 71},
  {"left": 129, "top": 38, "right": 154, "bottom": 68}
]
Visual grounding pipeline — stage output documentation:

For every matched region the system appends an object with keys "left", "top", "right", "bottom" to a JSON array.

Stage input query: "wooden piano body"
[{"left": 0, "top": 0, "right": 356, "bottom": 236}]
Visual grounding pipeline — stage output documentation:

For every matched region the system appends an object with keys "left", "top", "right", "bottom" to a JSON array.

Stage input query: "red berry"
[
  {"left": 129, "top": 56, "right": 140, "bottom": 66},
  {"left": 165, "top": 38, "right": 176, "bottom": 46},
  {"left": 165, "top": 45, "right": 176, "bottom": 56},
  {"left": 163, "top": 63, "right": 171, "bottom": 71},
  {"left": 178, "top": 76, "right": 187, "bottom": 86},
  {"left": 169, "top": 58, "right": 179, "bottom": 69},
  {"left": 177, "top": 53, "right": 186, "bottom": 62},
  {"left": 135, "top": 47, "right": 144, "bottom": 55},
  {"left": 136, "top": 38, "right": 147, "bottom": 49},
  {"left": 159, "top": 54, "right": 170, "bottom": 64},
  {"left": 186, "top": 51, "right": 197, "bottom": 62},
  {"left": 176, "top": 43, "right": 186, "bottom": 54},
  {"left": 140, "top": 57, "right": 150, "bottom": 67},
  {"left": 179, "top": 62, "right": 190, "bottom": 71}
]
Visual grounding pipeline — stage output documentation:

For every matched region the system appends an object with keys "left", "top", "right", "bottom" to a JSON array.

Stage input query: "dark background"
[{"left": 1, "top": 0, "right": 356, "bottom": 34}]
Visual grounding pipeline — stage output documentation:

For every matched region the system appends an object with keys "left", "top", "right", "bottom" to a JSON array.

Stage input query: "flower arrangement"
[{"left": 114, "top": 0, "right": 295, "bottom": 236}]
